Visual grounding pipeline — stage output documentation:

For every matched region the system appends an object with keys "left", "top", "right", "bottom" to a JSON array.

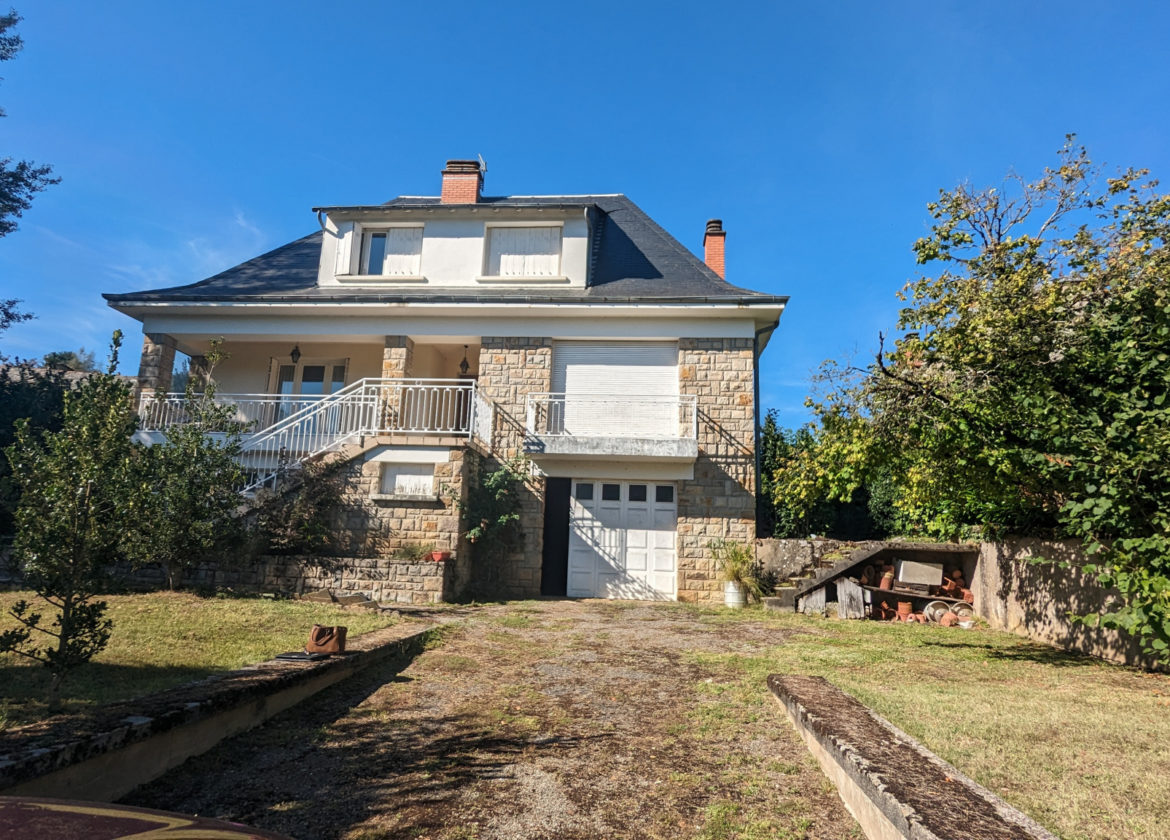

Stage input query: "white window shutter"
[
  {"left": 488, "top": 227, "right": 561, "bottom": 277},
  {"left": 333, "top": 221, "right": 355, "bottom": 276},
  {"left": 385, "top": 227, "right": 423, "bottom": 276}
]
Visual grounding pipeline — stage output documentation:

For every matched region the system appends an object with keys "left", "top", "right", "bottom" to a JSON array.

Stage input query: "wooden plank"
[{"left": 837, "top": 578, "right": 866, "bottom": 620}]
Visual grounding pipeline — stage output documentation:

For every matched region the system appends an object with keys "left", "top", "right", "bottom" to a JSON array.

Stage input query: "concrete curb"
[
  {"left": 0, "top": 623, "right": 436, "bottom": 802},
  {"left": 768, "top": 674, "right": 1058, "bottom": 840}
]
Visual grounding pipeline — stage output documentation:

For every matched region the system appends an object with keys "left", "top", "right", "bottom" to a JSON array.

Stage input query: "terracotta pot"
[
  {"left": 879, "top": 571, "right": 895, "bottom": 591},
  {"left": 897, "top": 601, "right": 913, "bottom": 617},
  {"left": 961, "top": 588, "right": 974, "bottom": 604},
  {"left": 940, "top": 612, "right": 959, "bottom": 627},
  {"left": 430, "top": 550, "right": 451, "bottom": 562}
]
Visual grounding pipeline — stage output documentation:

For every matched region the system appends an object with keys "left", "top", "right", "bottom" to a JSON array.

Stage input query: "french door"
[{"left": 267, "top": 359, "right": 348, "bottom": 423}]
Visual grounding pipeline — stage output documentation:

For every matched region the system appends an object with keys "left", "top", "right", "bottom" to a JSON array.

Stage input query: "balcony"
[{"left": 524, "top": 393, "right": 699, "bottom": 463}]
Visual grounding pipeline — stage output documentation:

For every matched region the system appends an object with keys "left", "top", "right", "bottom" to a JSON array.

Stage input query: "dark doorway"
[{"left": 540, "top": 477, "right": 571, "bottom": 596}]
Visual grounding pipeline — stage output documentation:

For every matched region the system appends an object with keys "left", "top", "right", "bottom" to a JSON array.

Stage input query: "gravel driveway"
[{"left": 124, "top": 600, "right": 859, "bottom": 840}]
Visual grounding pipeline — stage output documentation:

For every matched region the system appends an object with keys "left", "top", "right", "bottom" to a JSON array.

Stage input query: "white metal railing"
[
  {"left": 525, "top": 393, "right": 698, "bottom": 440},
  {"left": 138, "top": 378, "right": 480, "bottom": 492},
  {"left": 139, "top": 392, "right": 328, "bottom": 432}
]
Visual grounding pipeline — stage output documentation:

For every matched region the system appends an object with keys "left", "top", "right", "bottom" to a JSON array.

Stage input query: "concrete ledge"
[
  {"left": 0, "top": 623, "right": 435, "bottom": 802},
  {"left": 768, "top": 674, "right": 1057, "bottom": 840}
]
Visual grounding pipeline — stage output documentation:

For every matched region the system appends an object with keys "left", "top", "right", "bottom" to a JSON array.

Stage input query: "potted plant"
[
  {"left": 430, "top": 549, "right": 452, "bottom": 562},
  {"left": 709, "top": 539, "right": 762, "bottom": 608}
]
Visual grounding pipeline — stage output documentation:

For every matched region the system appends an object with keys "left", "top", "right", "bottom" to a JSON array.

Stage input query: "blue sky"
[{"left": 2, "top": 1, "right": 1168, "bottom": 424}]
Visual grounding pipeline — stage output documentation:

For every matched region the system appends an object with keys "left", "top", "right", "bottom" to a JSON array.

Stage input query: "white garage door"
[{"left": 566, "top": 480, "right": 677, "bottom": 600}]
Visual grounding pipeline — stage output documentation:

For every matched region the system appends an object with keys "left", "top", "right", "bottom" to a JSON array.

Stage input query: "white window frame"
[
  {"left": 378, "top": 462, "right": 436, "bottom": 497},
  {"left": 479, "top": 221, "right": 565, "bottom": 282},
  {"left": 339, "top": 222, "right": 426, "bottom": 281}
]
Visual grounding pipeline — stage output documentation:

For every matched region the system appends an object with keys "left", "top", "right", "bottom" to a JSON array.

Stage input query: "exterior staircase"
[{"left": 231, "top": 377, "right": 490, "bottom": 492}]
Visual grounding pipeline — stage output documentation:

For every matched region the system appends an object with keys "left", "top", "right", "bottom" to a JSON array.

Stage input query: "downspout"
[{"left": 754, "top": 319, "right": 780, "bottom": 521}]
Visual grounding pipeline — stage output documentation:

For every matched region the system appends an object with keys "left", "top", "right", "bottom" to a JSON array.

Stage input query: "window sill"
[
  {"left": 370, "top": 493, "right": 442, "bottom": 504},
  {"left": 336, "top": 275, "right": 428, "bottom": 284},
  {"left": 475, "top": 275, "right": 570, "bottom": 284}
]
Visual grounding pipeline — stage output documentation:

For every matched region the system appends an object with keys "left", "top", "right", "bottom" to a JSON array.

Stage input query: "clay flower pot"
[
  {"left": 430, "top": 550, "right": 451, "bottom": 562},
  {"left": 879, "top": 571, "right": 895, "bottom": 591},
  {"left": 897, "top": 601, "right": 913, "bottom": 618},
  {"left": 940, "top": 612, "right": 959, "bottom": 627}
]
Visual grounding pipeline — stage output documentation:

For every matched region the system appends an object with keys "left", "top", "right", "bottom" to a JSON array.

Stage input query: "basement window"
[{"left": 379, "top": 463, "right": 435, "bottom": 497}]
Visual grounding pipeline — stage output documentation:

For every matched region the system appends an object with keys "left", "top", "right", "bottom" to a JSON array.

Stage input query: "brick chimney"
[
  {"left": 703, "top": 219, "right": 726, "bottom": 278},
  {"left": 440, "top": 159, "right": 483, "bottom": 204}
]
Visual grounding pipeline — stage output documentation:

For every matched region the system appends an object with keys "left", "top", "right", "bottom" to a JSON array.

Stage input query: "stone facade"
[
  {"left": 472, "top": 337, "right": 553, "bottom": 597},
  {"left": 676, "top": 337, "right": 757, "bottom": 602}
]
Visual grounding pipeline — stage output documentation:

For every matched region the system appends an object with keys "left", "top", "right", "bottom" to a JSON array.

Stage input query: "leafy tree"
[
  {"left": 0, "top": 360, "right": 67, "bottom": 541},
  {"left": 125, "top": 340, "right": 246, "bottom": 589},
  {"left": 0, "top": 298, "right": 32, "bottom": 335},
  {"left": 0, "top": 300, "right": 70, "bottom": 542},
  {"left": 775, "top": 138, "right": 1170, "bottom": 662},
  {"left": 759, "top": 409, "right": 882, "bottom": 539},
  {"left": 42, "top": 348, "right": 96, "bottom": 371},
  {"left": 0, "top": 332, "right": 138, "bottom": 710},
  {"left": 0, "top": 10, "right": 59, "bottom": 238}
]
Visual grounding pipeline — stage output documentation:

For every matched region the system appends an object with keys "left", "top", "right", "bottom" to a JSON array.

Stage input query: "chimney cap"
[
  {"left": 443, "top": 159, "right": 482, "bottom": 174},
  {"left": 705, "top": 219, "right": 724, "bottom": 235}
]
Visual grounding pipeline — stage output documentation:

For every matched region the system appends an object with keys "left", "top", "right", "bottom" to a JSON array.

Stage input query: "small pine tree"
[{"left": 0, "top": 332, "right": 138, "bottom": 710}]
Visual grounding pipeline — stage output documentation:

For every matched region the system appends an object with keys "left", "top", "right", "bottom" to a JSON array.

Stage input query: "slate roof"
[{"left": 103, "top": 194, "right": 786, "bottom": 306}]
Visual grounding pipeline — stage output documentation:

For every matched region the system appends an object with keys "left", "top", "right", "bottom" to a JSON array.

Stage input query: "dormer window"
[
  {"left": 357, "top": 225, "right": 423, "bottom": 277},
  {"left": 484, "top": 225, "right": 562, "bottom": 278}
]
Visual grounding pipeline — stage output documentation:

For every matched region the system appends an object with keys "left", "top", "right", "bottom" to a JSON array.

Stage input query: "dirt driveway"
[{"left": 125, "top": 600, "right": 859, "bottom": 840}]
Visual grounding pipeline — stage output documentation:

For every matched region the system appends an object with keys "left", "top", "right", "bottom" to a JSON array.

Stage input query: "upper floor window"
[
  {"left": 360, "top": 226, "right": 423, "bottom": 276},
  {"left": 484, "top": 225, "right": 561, "bottom": 278}
]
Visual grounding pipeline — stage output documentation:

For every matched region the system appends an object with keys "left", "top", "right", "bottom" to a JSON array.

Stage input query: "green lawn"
[
  {"left": 0, "top": 590, "right": 395, "bottom": 728},
  {"left": 677, "top": 604, "right": 1170, "bottom": 840}
]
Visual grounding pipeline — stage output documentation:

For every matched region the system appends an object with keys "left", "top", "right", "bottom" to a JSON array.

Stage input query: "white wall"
[{"left": 317, "top": 212, "right": 590, "bottom": 289}]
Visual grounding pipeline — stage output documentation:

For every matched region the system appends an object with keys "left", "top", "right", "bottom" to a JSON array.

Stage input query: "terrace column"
[
  {"left": 136, "top": 333, "right": 176, "bottom": 403},
  {"left": 381, "top": 336, "right": 414, "bottom": 379}
]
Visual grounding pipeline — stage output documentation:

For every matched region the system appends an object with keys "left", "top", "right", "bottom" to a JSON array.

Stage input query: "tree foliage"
[
  {"left": 125, "top": 340, "right": 246, "bottom": 589},
  {"left": 758, "top": 409, "right": 885, "bottom": 539},
  {"left": 0, "top": 333, "right": 137, "bottom": 709},
  {"left": 774, "top": 138, "right": 1170, "bottom": 662},
  {"left": 42, "top": 348, "right": 96, "bottom": 371},
  {"left": 455, "top": 456, "right": 527, "bottom": 564},
  {"left": 0, "top": 10, "right": 59, "bottom": 238}
]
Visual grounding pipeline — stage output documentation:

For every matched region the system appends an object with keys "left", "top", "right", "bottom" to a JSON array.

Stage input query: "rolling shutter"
[
  {"left": 552, "top": 341, "right": 678, "bottom": 395},
  {"left": 551, "top": 342, "right": 679, "bottom": 437}
]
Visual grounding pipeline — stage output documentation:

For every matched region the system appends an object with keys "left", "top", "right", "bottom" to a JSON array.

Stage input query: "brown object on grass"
[
  {"left": 305, "top": 624, "right": 348, "bottom": 655},
  {"left": 940, "top": 612, "right": 959, "bottom": 627}
]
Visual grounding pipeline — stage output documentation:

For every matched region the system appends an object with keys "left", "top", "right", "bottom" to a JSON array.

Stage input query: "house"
[{"left": 104, "top": 160, "right": 787, "bottom": 604}]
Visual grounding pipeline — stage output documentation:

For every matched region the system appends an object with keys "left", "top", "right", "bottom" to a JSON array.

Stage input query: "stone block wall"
[
  {"left": 135, "top": 333, "right": 176, "bottom": 399},
  {"left": 473, "top": 337, "right": 552, "bottom": 597},
  {"left": 677, "top": 337, "right": 757, "bottom": 603},
  {"left": 381, "top": 336, "right": 414, "bottom": 379},
  {"left": 973, "top": 537, "right": 1157, "bottom": 669}
]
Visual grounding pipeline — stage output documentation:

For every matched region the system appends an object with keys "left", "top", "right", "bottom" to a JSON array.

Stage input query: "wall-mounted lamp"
[
  {"left": 290, "top": 345, "right": 302, "bottom": 364},
  {"left": 459, "top": 345, "right": 470, "bottom": 376}
]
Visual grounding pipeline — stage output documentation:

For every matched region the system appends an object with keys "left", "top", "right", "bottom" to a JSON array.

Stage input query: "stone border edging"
[
  {"left": 768, "top": 674, "right": 1058, "bottom": 840},
  {"left": 0, "top": 623, "right": 436, "bottom": 802}
]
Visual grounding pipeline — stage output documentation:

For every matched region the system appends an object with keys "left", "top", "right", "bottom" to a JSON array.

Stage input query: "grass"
[
  {"left": 676, "top": 603, "right": 1170, "bottom": 840},
  {"left": 0, "top": 590, "right": 395, "bottom": 728}
]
